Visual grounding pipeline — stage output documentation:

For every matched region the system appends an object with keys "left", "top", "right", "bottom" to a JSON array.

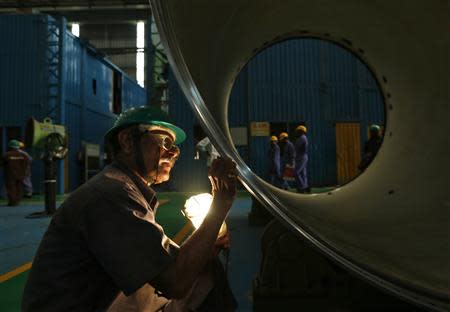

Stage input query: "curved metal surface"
[{"left": 150, "top": 1, "right": 450, "bottom": 310}]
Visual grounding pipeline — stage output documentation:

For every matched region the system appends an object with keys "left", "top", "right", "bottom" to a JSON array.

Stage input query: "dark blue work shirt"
[
  {"left": 295, "top": 135, "right": 308, "bottom": 161},
  {"left": 22, "top": 162, "right": 178, "bottom": 312},
  {"left": 268, "top": 142, "right": 281, "bottom": 176},
  {"left": 282, "top": 140, "right": 295, "bottom": 166}
]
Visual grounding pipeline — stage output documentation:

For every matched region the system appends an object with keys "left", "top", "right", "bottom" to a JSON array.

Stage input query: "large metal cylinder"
[{"left": 150, "top": 1, "right": 450, "bottom": 310}]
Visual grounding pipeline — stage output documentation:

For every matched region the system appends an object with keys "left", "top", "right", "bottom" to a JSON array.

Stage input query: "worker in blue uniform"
[
  {"left": 18, "top": 141, "right": 33, "bottom": 198},
  {"left": 2, "top": 139, "right": 29, "bottom": 206},
  {"left": 279, "top": 132, "right": 295, "bottom": 190},
  {"left": 294, "top": 125, "right": 310, "bottom": 193},
  {"left": 358, "top": 124, "right": 383, "bottom": 172},
  {"left": 268, "top": 135, "right": 283, "bottom": 188}
]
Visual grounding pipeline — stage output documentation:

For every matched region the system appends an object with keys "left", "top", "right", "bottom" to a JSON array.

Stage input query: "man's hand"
[
  {"left": 208, "top": 157, "right": 238, "bottom": 206},
  {"left": 213, "top": 230, "right": 230, "bottom": 257},
  {"left": 153, "top": 157, "right": 238, "bottom": 300}
]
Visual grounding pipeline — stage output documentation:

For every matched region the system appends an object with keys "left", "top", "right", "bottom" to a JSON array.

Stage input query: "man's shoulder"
[
  {"left": 62, "top": 164, "right": 154, "bottom": 220},
  {"left": 65, "top": 166, "right": 134, "bottom": 205},
  {"left": 4, "top": 150, "right": 27, "bottom": 161},
  {"left": 85, "top": 165, "right": 139, "bottom": 197}
]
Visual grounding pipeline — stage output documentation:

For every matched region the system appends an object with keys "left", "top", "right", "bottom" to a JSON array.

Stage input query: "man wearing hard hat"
[
  {"left": 278, "top": 132, "right": 295, "bottom": 190},
  {"left": 23, "top": 106, "right": 238, "bottom": 312},
  {"left": 268, "top": 135, "right": 283, "bottom": 188},
  {"left": 17, "top": 141, "right": 33, "bottom": 198},
  {"left": 358, "top": 124, "right": 382, "bottom": 172},
  {"left": 2, "top": 139, "right": 29, "bottom": 206},
  {"left": 294, "top": 125, "right": 310, "bottom": 193}
]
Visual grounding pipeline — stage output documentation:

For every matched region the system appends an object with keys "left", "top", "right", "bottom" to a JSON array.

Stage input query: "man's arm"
[{"left": 152, "top": 157, "right": 237, "bottom": 299}]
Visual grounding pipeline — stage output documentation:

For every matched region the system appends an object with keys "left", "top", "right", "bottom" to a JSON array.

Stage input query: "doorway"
[{"left": 335, "top": 122, "right": 361, "bottom": 185}]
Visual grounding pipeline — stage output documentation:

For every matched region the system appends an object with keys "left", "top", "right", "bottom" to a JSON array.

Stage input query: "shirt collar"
[{"left": 111, "top": 161, "right": 158, "bottom": 210}]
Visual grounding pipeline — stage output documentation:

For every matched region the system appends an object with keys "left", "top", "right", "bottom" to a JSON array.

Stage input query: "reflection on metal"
[{"left": 150, "top": 1, "right": 450, "bottom": 311}]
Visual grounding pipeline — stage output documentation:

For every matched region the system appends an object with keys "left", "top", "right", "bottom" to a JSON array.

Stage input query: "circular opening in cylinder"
[{"left": 228, "top": 37, "right": 386, "bottom": 193}]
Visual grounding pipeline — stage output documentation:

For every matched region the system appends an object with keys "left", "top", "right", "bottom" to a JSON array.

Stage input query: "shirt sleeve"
[{"left": 80, "top": 182, "right": 179, "bottom": 295}]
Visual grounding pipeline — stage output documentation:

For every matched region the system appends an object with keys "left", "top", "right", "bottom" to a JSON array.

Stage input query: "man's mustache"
[{"left": 160, "top": 158, "right": 177, "bottom": 163}]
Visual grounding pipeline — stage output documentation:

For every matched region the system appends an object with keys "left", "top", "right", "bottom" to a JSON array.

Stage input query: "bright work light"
[{"left": 183, "top": 193, "right": 227, "bottom": 237}]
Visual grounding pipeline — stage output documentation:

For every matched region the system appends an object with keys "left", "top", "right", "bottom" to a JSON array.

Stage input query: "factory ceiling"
[{"left": 0, "top": 1, "right": 150, "bottom": 24}]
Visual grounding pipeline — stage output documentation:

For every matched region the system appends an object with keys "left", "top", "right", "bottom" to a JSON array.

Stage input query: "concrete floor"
[
  {"left": 0, "top": 203, "right": 55, "bottom": 275},
  {"left": 227, "top": 198, "right": 264, "bottom": 311}
]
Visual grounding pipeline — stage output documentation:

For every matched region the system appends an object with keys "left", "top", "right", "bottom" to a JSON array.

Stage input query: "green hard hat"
[
  {"left": 370, "top": 124, "right": 381, "bottom": 132},
  {"left": 105, "top": 106, "right": 186, "bottom": 144},
  {"left": 8, "top": 139, "right": 21, "bottom": 149}
]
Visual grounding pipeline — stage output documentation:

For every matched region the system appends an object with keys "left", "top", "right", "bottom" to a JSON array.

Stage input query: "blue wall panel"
[
  {"left": 65, "top": 35, "right": 83, "bottom": 106},
  {"left": 84, "top": 55, "right": 113, "bottom": 115},
  {"left": 84, "top": 110, "right": 115, "bottom": 147},
  {"left": 122, "top": 76, "right": 147, "bottom": 110},
  {"left": 0, "top": 15, "right": 47, "bottom": 125}
]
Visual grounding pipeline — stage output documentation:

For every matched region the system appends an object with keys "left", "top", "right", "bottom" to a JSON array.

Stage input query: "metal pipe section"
[{"left": 150, "top": 1, "right": 450, "bottom": 310}]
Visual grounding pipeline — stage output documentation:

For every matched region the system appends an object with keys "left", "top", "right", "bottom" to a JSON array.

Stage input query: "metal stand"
[
  {"left": 26, "top": 157, "right": 57, "bottom": 219},
  {"left": 44, "top": 157, "right": 57, "bottom": 215}
]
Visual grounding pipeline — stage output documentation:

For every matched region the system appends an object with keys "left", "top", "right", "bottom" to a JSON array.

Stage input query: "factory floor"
[{"left": 0, "top": 191, "right": 263, "bottom": 312}]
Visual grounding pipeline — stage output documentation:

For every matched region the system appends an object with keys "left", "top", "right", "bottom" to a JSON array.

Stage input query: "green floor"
[{"left": 0, "top": 272, "right": 29, "bottom": 312}]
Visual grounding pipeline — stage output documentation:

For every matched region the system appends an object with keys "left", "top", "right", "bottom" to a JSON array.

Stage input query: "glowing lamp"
[{"left": 183, "top": 193, "right": 227, "bottom": 237}]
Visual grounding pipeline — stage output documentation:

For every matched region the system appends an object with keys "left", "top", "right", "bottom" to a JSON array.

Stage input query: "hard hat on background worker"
[
  {"left": 370, "top": 124, "right": 381, "bottom": 133},
  {"left": 105, "top": 106, "right": 186, "bottom": 145},
  {"left": 279, "top": 132, "right": 289, "bottom": 140},
  {"left": 270, "top": 136, "right": 278, "bottom": 142},
  {"left": 8, "top": 139, "right": 21, "bottom": 149},
  {"left": 296, "top": 125, "right": 307, "bottom": 134}
]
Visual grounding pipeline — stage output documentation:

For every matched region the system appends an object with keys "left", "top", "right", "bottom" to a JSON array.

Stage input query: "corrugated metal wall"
[
  {"left": 168, "top": 38, "right": 385, "bottom": 191},
  {"left": 0, "top": 14, "right": 146, "bottom": 195}
]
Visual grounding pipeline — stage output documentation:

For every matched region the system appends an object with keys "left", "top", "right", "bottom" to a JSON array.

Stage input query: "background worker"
[
  {"left": 268, "top": 135, "right": 283, "bottom": 188},
  {"left": 18, "top": 141, "right": 33, "bottom": 198},
  {"left": 358, "top": 124, "right": 382, "bottom": 172},
  {"left": 1, "top": 139, "right": 29, "bottom": 206},
  {"left": 23, "top": 106, "right": 238, "bottom": 312},
  {"left": 278, "top": 132, "right": 295, "bottom": 190},
  {"left": 294, "top": 125, "right": 310, "bottom": 193}
]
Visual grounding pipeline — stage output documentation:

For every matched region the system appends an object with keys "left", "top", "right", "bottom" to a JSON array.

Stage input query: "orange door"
[{"left": 335, "top": 123, "right": 361, "bottom": 185}]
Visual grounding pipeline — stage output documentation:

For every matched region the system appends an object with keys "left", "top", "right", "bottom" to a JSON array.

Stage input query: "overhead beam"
[
  {"left": 0, "top": 1, "right": 149, "bottom": 12},
  {"left": 0, "top": 1, "right": 149, "bottom": 8},
  {"left": 47, "top": 9, "right": 151, "bottom": 24}
]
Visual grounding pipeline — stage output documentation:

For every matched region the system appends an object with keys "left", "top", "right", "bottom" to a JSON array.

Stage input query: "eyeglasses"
[
  {"left": 137, "top": 125, "right": 179, "bottom": 155},
  {"left": 146, "top": 132, "right": 179, "bottom": 155},
  {"left": 152, "top": 133, "right": 174, "bottom": 150}
]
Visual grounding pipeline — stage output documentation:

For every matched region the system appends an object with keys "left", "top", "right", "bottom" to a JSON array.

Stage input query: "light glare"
[
  {"left": 71, "top": 23, "right": 80, "bottom": 37},
  {"left": 136, "top": 22, "right": 145, "bottom": 87},
  {"left": 183, "top": 193, "right": 227, "bottom": 236}
]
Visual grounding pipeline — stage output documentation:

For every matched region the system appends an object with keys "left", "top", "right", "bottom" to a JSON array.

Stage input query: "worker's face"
[
  {"left": 140, "top": 129, "right": 180, "bottom": 184},
  {"left": 370, "top": 130, "right": 379, "bottom": 138}
]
